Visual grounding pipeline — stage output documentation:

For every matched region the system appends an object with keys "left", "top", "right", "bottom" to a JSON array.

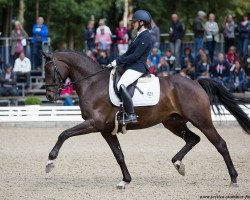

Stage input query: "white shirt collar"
[{"left": 137, "top": 28, "right": 147, "bottom": 36}]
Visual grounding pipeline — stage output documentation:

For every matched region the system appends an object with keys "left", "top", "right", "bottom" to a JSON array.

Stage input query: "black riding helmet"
[{"left": 130, "top": 10, "right": 152, "bottom": 30}]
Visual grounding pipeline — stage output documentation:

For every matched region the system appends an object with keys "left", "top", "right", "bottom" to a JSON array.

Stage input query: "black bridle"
[{"left": 44, "top": 55, "right": 110, "bottom": 94}]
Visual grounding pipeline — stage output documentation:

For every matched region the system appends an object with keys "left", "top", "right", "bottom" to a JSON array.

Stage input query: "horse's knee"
[
  {"left": 58, "top": 131, "right": 68, "bottom": 142},
  {"left": 216, "top": 139, "right": 228, "bottom": 155}
]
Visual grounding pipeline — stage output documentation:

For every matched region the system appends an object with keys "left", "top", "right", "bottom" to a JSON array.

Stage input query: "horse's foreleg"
[
  {"left": 163, "top": 119, "right": 200, "bottom": 176},
  {"left": 46, "top": 120, "right": 97, "bottom": 173},
  {"left": 101, "top": 132, "right": 131, "bottom": 189}
]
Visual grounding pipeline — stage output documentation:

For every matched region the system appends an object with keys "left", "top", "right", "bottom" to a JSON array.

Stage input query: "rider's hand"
[{"left": 107, "top": 60, "right": 117, "bottom": 68}]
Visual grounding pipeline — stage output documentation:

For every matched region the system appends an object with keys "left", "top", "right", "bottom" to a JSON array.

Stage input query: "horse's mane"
[{"left": 54, "top": 49, "right": 102, "bottom": 68}]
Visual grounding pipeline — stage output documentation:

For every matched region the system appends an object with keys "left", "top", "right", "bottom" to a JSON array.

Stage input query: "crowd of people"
[
  {"left": 85, "top": 11, "right": 250, "bottom": 94},
  {"left": 1, "top": 10, "right": 250, "bottom": 99}
]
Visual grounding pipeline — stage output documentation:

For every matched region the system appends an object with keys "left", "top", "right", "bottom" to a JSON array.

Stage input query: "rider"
[{"left": 108, "top": 10, "right": 152, "bottom": 124}]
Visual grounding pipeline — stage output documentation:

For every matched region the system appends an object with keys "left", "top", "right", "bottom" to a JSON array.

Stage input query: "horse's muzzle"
[{"left": 46, "top": 91, "right": 57, "bottom": 102}]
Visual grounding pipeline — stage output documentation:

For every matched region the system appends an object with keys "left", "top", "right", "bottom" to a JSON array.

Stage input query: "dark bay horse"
[{"left": 42, "top": 50, "right": 250, "bottom": 189}]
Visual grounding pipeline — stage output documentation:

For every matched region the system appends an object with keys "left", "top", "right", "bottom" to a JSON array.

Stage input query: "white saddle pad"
[{"left": 109, "top": 70, "right": 160, "bottom": 107}]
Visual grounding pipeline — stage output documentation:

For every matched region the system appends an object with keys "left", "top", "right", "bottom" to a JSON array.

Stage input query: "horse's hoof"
[
  {"left": 45, "top": 160, "right": 55, "bottom": 173},
  {"left": 173, "top": 160, "right": 185, "bottom": 176},
  {"left": 230, "top": 182, "right": 239, "bottom": 187},
  {"left": 116, "top": 181, "right": 129, "bottom": 189}
]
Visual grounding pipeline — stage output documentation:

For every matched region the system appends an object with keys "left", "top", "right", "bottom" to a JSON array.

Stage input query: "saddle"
[{"left": 113, "top": 67, "right": 139, "bottom": 100}]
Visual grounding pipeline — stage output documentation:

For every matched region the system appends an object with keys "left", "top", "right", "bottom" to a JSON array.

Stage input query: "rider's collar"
[{"left": 137, "top": 28, "right": 147, "bottom": 36}]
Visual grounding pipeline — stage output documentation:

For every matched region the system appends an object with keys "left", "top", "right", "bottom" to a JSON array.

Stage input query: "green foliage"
[{"left": 24, "top": 96, "right": 42, "bottom": 105}]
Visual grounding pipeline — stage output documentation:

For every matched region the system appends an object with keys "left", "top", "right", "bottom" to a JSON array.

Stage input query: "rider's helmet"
[{"left": 131, "top": 10, "right": 152, "bottom": 30}]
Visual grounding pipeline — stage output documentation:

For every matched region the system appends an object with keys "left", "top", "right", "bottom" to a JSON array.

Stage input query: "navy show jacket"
[{"left": 116, "top": 29, "right": 152, "bottom": 74}]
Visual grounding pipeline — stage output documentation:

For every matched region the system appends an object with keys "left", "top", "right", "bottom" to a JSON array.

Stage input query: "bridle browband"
[{"left": 44, "top": 55, "right": 109, "bottom": 94}]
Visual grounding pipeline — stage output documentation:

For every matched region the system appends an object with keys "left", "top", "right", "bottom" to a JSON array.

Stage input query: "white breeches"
[{"left": 117, "top": 69, "right": 143, "bottom": 90}]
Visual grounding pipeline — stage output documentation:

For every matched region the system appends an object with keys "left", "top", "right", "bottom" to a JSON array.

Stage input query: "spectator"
[
  {"left": 32, "top": 17, "right": 48, "bottom": 69},
  {"left": 148, "top": 47, "right": 161, "bottom": 66},
  {"left": 95, "top": 26, "right": 112, "bottom": 54},
  {"left": 155, "top": 57, "right": 169, "bottom": 77},
  {"left": 146, "top": 58, "right": 156, "bottom": 75},
  {"left": 11, "top": 21, "right": 28, "bottom": 63},
  {"left": 230, "top": 61, "right": 247, "bottom": 93},
  {"left": 226, "top": 46, "right": 239, "bottom": 67},
  {"left": 13, "top": 52, "right": 31, "bottom": 88},
  {"left": 115, "top": 21, "right": 129, "bottom": 55},
  {"left": 223, "top": 14, "right": 235, "bottom": 52},
  {"left": 194, "top": 48, "right": 209, "bottom": 68},
  {"left": 212, "top": 53, "right": 230, "bottom": 87},
  {"left": 242, "top": 45, "right": 250, "bottom": 88},
  {"left": 84, "top": 21, "right": 95, "bottom": 51},
  {"left": 205, "top": 13, "right": 219, "bottom": 62},
  {"left": 86, "top": 50, "right": 97, "bottom": 62},
  {"left": 181, "top": 47, "right": 195, "bottom": 79},
  {"left": 96, "top": 19, "right": 112, "bottom": 36},
  {"left": 150, "top": 20, "right": 160, "bottom": 48},
  {"left": 60, "top": 78, "right": 73, "bottom": 106},
  {"left": 237, "top": 14, "right": 250, "bottom": 57},
  {"left": 193, "top": 10, "right": 206, "bottom": 56},
  {"left": 169, "top": 14, "right": 185, "bottom": 68},
  {"left": 97, "top": 50, "right": 111, "bottom": 67},
  {"left": 195, "top": 53, "right": 211, "bottom": 79},
  {"left": 164, "top": 49, "right": 176, "bottom": 74},
  {"left": 0, "top": 64, "right": 18, "bottom": 96}
]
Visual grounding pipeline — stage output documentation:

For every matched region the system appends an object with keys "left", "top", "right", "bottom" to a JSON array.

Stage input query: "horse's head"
[{"left": 41, "top": 51, "right": 69, "bottom": 102}]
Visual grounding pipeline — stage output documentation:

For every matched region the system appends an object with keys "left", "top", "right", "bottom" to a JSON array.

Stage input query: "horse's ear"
[{"left": 41, "top": 51, "right": 52, "bottom": 59}]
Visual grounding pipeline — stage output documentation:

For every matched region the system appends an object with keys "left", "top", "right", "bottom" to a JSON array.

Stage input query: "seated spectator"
[
  {"left": 116, "top": 21, "right": 129, "bottom": 55},
  {"left": 60, "top": 78, "right": 73, "bottom": 106},
  {"left": 97, "top": 50, "right": 111, "bottom": 67},
  {"left": 194, "top": 48, "right": 209, "bottom": 67},
  {"left": 95, "top": 26, "right": 112, "bottom": 54},
  {"left": 86, "top": 50, "right": 97, "bottom": 62},
  {"left": 146, "top": 58, "right": 156, "bottom": 75},
  {"left": 148, "top": 47, "right": 161, "bottom": 67},
  {"left": 84, "top": 21, "right": 95, "bottom": 51},
  {"left": 226, "top": 46, "right": 239, "bottom": 67},
  {"left": 164, "top": 49, "right": 176, "bottom": 74},
  {"left": 13, "top": 52, "right": 31, "bottom": 88},
  {"left": 181, "top": 47, "right": 195, "bottom": 79},
  {"left": 212, "top": 53, "right": 230, "bottom": 87},
  {"left": 195, "top": 54, "right": 211, "bottom": 79},
  {"left": 242, "top": 45, "right": 250, "bottom": 88},
  {"left": 0, "top": 64, "right": 18, "bottom": 96},
  {"left": 155, "top": 57, "right": 169, "bottom": 77},
  {"left": 96, "top": 19, "right": 112, "bottom": 36},
  {"left": 230, "top": 61, "right": 247, "bottom": 93}
]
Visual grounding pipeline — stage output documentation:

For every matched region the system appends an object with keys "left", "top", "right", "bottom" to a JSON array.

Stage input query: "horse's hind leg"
[
  {"left": 101, "top": 132, "right": 131, "bottom": 189},
  {"left": 45, "top": 120, "right": 97, "bottom": 173},
  {"left": 197, "top": 124, "right": 238, "bottom": 186},
  {"left": 163, "top": 116, "right": 200, "bottom": 176}
]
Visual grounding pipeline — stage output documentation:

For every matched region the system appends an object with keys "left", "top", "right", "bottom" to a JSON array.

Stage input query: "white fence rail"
[{"left": 0, "top": 105, "right": 249, "bottom": 122}]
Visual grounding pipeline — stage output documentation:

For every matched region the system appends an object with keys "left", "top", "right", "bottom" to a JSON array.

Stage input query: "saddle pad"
[{"left": 109, "top": 71, "right": 160, "bottom": 107}]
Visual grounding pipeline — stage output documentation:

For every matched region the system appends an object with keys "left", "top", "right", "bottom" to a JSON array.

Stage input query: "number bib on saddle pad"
[{"left": 109, "top": 69, "right": 160, "bottom": 107}]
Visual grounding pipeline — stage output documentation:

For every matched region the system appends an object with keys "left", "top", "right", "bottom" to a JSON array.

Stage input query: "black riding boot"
[{"left": 119, "top": 84, "right": 138, "bottom": 124}]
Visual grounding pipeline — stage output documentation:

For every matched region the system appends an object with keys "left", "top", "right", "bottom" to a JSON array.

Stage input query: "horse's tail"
[{"left": 197, "top": 78, "right": 250, "bottom": 135}]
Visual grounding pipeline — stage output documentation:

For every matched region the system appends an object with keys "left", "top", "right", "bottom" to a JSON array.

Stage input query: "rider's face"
[{"left": 133, "top": 20, "right": 139, "bottom": 30}]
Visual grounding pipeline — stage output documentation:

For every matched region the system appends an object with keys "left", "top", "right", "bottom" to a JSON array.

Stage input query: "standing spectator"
[
  {"left": 181, "top": 47, "right": 195, "bottom": 79},
  {"left": 60, "top": 78, "right": 73, "bottom": 106},
  {"left": 223, "top": 14, "right": 235, "bottom": 52},
  {"left": 169, "top": 14, "right": 185, "bottom": 68},
  {"left": 238, "top": 14, "right": 250, "bottom": 57},
  {"left": 11, "top": 21, "right": 28, "bottom": 63},
  {"left": 195, "top": 53, "right": 211, "bottom": 79},
  {"left": 115, "top": 21, "right": 129, "bottom": 55},
  {"left": 205, "top": 13, "right": 219, "bottom": 62},
  {"left": 212, "top": 53, "right": 230, "bottom": 87},
  {"left": 226, "top": 46, "right": 239, "bottom": 67},
  {"left": 150, "top": 20, "right": 160, "bottom": 48},
  {"left": 13, "top": 52, "right": 31, "bottom": 89},
  {"left": 242, "top": 45, "right": 250, "bottom": 88},
  {"left": 32, "top": 17, "right": 48, "bottom": 69},
  {"left": 230, "top": 61, "right": 247, "bottom": 93},
  {"left": 148, "top": 47, "right": 161, "bottom": 67},
  {"left": 0, "top": 64, "right": 18, "bottom": 96},
  {"left": 155, "top": 57, "right": 169, "bottom": 77},
  {"left": 193, "top": 11, "right": 206, "bottom": 56},
  {"left": 164, "top": 49, "right": 176, "bottom": 74},
  {"left": 96, "top": 19, "right": 112, "bottom": 36},
  {"left": 84, "top": 21, "right": 95, "bottom": 52},
  {"left": 95, "top": 26, "right": 112, "bottom": 54}
]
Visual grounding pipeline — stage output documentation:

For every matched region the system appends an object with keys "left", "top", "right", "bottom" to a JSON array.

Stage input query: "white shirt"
[
  {"left": 14, "top": 57, "right": 31, "bottom": 73},
  {"left": 96, "top": 25, "right": 112, "bottom": 36}
]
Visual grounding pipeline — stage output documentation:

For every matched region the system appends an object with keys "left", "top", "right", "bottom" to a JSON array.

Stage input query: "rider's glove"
[{"left": 107, "top": 60, "right": 117, "bottom": 68}]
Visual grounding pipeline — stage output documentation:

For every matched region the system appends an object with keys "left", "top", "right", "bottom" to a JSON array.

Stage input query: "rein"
[{"left": 44, "top": 56, "right": 110, "bottom": 93}]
